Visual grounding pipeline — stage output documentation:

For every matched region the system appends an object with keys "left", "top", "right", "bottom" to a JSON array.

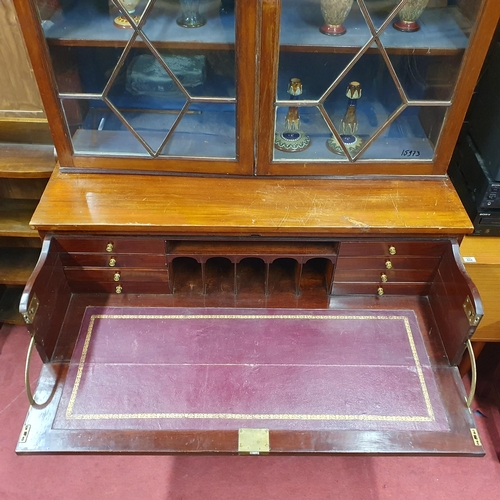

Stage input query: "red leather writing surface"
[{"left": 53, "top": 307, "right": 449, "bottom": 432}]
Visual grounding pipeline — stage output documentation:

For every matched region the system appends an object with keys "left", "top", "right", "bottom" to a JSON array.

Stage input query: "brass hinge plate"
[
  {"left": 238, "top": 428, "right": 270, "bottom": 455},
  {"left": 19, "top": 424, "right": 30, "bottom": 444},
  {"left": 22, "top": 294, "right": 39, "bottom": 325},
  {"left": 463, "top": 296, "right": 481, "bottom": 327},
  {"left": 470, "top": 428, "right": 482, "bottom": 447}
]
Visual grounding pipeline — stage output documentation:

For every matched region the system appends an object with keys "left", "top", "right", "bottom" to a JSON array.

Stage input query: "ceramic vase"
[
  {"left": 393, "top": 0, "right": 430, "bottom": 32},
  {"left": 274, "top": 78, "right": 311, "bottom": 153},
  {"left": 113, "top": 0, "right": 140, "bottom": 29},
  {"left": 119, "top": 0, "right": 140, "bottom": 13},
  {"left": 326, "top": 81, "right": 363, "bottom": 156},
  {"left": 177, "top": 0, "right": 206, "bottom": 28},
  {"left": 320, "top": 0, "right": 354, "bottom": 36}
]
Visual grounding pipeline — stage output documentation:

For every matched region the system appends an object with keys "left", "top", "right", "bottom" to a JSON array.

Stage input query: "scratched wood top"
[{"left": 30, "top": 167, "right": 473, "bottom": 237}]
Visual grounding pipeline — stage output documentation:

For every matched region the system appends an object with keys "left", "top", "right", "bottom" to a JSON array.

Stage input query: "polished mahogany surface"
[{"left": 30, "top": 168, "right": 473, "bottom": 237}]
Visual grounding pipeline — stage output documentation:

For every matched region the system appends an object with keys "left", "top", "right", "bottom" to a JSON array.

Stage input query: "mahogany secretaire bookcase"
[{"left": 11, "top": 0, "right": 500, "bottom": 455}]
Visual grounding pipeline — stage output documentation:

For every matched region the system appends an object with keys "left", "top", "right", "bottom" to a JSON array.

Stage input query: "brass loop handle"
[
  {"left": 113, "top": 272, "right": 121, "bottom": 282},
  {"left": 389, "top": 246, "right": 396, "bottom": 255},
  {"left": 465, "top": 339, "right": 477, "bottom": 409},
  {"left": 106, "top": 242, "right": 114, "bottom": 252},
  {"left": 109, "top": 257, "right": 117, "bottom": 267},
  {"left": 115, "top": 285, "right": 123, "bottom": 294},
  {"left": 377, "top": 287, "right": 384, "bottom": 296},
  {"left": 385, "top": 260, "right": 393, "bottom": 269},
  {"left": 25, "top": 335, "right": 52, "bottom": 409},
  {"left": 380, "top": 273, "right": 388, "bottom": 283}
]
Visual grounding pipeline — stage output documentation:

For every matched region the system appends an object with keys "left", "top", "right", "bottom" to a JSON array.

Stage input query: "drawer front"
[
  {"left": 55, "top": 236, "right": 166, "bottom": 254},
  {"left": 67, "top": 281, "right": 171, "bottom": 294},
  {"left": 338, "top": 241, "right": 446, "bottom": 257},
  {"left": 335, "top": 256, "right": 441, "bottom": 271},
  {"left": 60, "top": 253, "right": 166, "bottom": 268},
  {"left": 64, "top": 268, "right": 170, "bottom": 283},
  {"left": 334, "top": 268, "right": 438, "bottom": 283},
  {"left": 331, "top": 282, "right": 431, "bottom": 296}
]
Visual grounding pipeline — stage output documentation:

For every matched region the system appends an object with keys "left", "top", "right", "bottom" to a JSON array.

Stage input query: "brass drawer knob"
[
  {"left": 108, "top": 257, "right": 117, "bottom": 267},
  {"left": 380, "top": 273, "right": 388, "bottom": 282},
  {"left": 389, "top": 246, "right": 396, "bottom": 255},
  {"left": 385, "top": 260, "right": 393, "bottom": 269},
  {"left": 113, "top": 272, "right": 121, "bottom": 282},
  {"left": 106, "top": 242, "right": 114, "bottom": 252},
  {"left": 115, "top": 285, "right": 123, "bottom": 294},
  {"left": 377, "top": 287, "right": 384, "bottom": 296}
]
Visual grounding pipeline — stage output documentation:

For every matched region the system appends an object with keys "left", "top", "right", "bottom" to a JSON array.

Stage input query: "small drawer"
[
  {"left": 338, "top": 241, "right": 446, "bottom": 257},
  {"left": 67, "top": 281, "right": 172, "bottom": 294},
  {"left": 64, "top": 268, "right": 170, "bottom": 283},
  {"left": 334, "top": 268, "right": 438, "bottom": 283},
  {"left": 60, "top": 253, "right": 166, "bottom": 268},
  {"left": 55, "top": 236, "right": 166, "bottom": 254},
  {"left": 331, "top": 282, "right": 431, "bottom": 296},
  {"left": 335, "top": 256, "right": 441, "bottom": 271}
]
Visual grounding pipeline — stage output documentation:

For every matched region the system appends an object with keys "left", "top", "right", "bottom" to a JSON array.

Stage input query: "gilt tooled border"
[{"left": 66, "top": 314, "right": 435, "bottom": 422}]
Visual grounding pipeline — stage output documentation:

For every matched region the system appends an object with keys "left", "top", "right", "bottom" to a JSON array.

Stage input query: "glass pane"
[
  {"left": 39, "top": 1, "right": 136, "bottom": 44},
  {"left": 61, "top": 98, "right": 152, "bottom": 156},
  {"left": 360, "top": 105, "right": 448, "bottom": 160},
  {"left": 322, "top": 51, "right": 404, "bottom": 159},
  {"left": 37, "top": 0, "right": 236, "bottom": 160},
  {"left": 276, "top": 0, "right": 482, "bottom": 164},
  {"left": 61, "top": 99, "right": 236, "bottom": 159},
  {"left": 389, "top": 52, "right": 462, "bottom": 102},
  {"left": 159, "top": 102, "right": 236, "bottom": 158},
  {"left": 363, "top": 0, "right": 401, "bottom": 31},
  {"left": 278, "top": 52, "right": 354, "bottom": 102}
]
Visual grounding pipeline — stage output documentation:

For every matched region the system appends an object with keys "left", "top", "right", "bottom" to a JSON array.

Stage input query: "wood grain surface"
[
  {"left": 460, "top": 236, "right": 500, "bottom": 342},
  {"left": 31, "top": 167, "right": 473, "bottom": 236},
  {"left": 0, "top": 199, "right": 39, "bottom": 237},
  {"left": 0, "top": 247, "right": 40, "bottom": 285},
  {"left": 0, "top": 143, "right": 54, "bottom": 178}
]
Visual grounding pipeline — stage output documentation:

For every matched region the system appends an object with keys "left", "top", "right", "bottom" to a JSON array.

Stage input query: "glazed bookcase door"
[
  {"left": 257, "top": 0, "right": 498, "bottom": 176},
  {"left": 14, "top": 0, "right": 256, "bottom": 175}
]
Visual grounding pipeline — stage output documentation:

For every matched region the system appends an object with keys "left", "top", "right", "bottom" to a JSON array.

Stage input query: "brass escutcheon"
[
  {"left": 106, "top": 242, "right": 114, "bottom": 252},
  {"left": 115, "top": 285, "right": 123, "bottom": 294},
  {"left": 109, "top": 257, "right": 117, "bottom": 267},
  {"left": 22, "top": 294, "right": 39, "bottom": 324},
  {"left": 389, "top": 245, "right": 396, "bottom": 255},
  {"left": 238, "top": 428, "right": 270, "bottom": 455},
  {"left": 113, "top": 272, "right": 121, "bottom": 282},
  {"left": 377, "top": 287, "right": 384, "bottom": 296},
  {"left": 380, "top": 273, "right": 388, "bottom": 282},
  {"left": 385, "top": 260, "right": 393, "bottom": 269}
]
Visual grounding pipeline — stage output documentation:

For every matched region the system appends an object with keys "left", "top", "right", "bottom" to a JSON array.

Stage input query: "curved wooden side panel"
[
  {"left": 429, "top": 241, "right": 484, "bottom": 366},
  {"left": 19, "top": 236, "right": 71, "bottom": 362}
]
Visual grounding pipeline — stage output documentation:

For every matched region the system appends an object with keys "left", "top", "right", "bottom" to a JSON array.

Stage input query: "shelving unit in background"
[
  {"left": 0, "top": 0, "right": 54, "bottom": 325},
  {"left": 0, "top": 144, "right": 55, "bottom": 324}
]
